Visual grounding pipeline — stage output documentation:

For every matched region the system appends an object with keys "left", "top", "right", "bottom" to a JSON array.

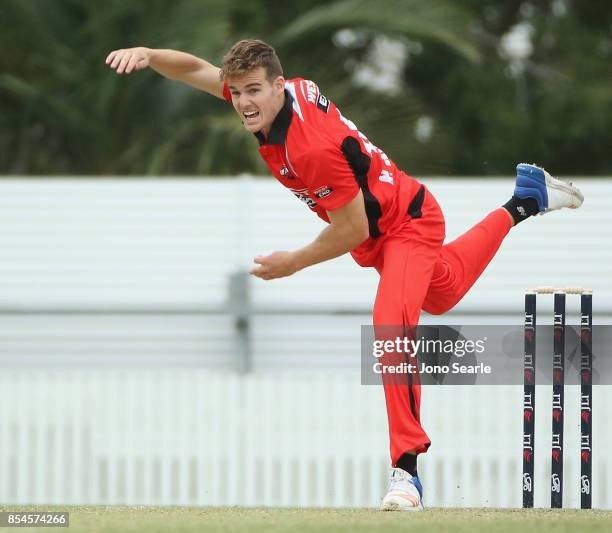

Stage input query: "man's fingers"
[
  {"left": 249, "top": 264, "right": 264, "bottom": 274},
  {"left": 116, "top": 53, "right": 132, "bottom": 74},
  {"left": 110, "top": 52, "right": 123, "bottom": 69},
  {"left": 249, "top": 265, "right": 273, "bottom": 280},
  {"left": 106, "top": 49, "right": 147, "bottom": 74},
  {"left": 125, "top": 56, "right": 138, "bottom": 74}
]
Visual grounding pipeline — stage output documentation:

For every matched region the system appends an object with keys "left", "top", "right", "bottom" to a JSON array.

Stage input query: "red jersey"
[{"left": 223, "top": 78, "right": 424, "bottom": 267}]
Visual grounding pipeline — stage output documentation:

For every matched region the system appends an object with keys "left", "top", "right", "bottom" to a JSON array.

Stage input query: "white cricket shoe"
[
  {"left": 515, "top": 163, "right": 584, "bottom": 214},
  {"left": 380, "top": 467, "right": 424, "bottom": 511}
]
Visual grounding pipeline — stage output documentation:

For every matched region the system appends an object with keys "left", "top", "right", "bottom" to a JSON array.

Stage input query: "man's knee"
[{"left": 422, "top": 299, "right": 451, "bottom": 315}]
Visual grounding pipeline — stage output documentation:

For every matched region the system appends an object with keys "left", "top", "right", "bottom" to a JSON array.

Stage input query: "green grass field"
[{"left": 1, "top": 506, "right": 611, "bottom": 533}]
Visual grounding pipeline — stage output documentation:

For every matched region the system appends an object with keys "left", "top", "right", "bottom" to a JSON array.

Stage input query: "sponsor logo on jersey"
[
  {"left": 314, "top": 185, "right": 333, "bottom": 199},
  {"left": 291, "top": 188, "right": 318, "bottom": 209},
  {"left": 378, "top": 170, "right": 394, "bottom": 184},
  {"left": 317, "top": 94, "right": 330, "bottom": 113},
  {"left": 280, "top": 166, "right": 293, "bottom": 178},
  {"left": 303, "top": 80, "right": 319, "bottom": 104}
]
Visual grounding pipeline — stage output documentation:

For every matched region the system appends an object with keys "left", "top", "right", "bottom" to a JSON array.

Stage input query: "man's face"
[{"left": 227, "top": 67, "right": 285, "bottom": 136}]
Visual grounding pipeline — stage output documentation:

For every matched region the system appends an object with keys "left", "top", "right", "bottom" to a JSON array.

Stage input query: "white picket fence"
[{"left": 1, "top": 369, "right": 610, "bottom": 508}]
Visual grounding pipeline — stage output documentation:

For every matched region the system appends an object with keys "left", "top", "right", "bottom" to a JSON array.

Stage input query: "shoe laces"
[
  {"left": 390, "top": 467, "right": 409, "bottom": 480},
  {"left": 389, "top": 467, "right": 413, "bottom": 489}
]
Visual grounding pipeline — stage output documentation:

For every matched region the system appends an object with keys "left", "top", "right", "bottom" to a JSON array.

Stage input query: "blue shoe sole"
[
  {"left": 515, "top": 164, "right": 548, "bottom": 212},
  {"left": 412, "top": 476, "right": 424, "bottom": 499}
]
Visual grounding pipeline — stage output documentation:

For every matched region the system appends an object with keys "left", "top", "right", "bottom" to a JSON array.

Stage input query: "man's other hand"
[
  {"left": 249, "top": 251, "right": 300, "bottom": 280},
  {"left": 106, "top": 47, "right": 151, "bottom": 75}
]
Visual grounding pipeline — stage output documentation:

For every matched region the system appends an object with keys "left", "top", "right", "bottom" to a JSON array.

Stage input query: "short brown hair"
[{"left": 220, "top": 39, "right": 283, "bottom": 82}]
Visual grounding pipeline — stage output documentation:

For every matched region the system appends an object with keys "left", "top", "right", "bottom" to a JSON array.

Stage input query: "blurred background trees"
[{"left": 2, "top": 0, "right": 611, "bottom": 176}]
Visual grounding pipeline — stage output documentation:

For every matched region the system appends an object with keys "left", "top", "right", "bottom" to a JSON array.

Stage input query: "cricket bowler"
[{"left": 106, "top": 39, "right": 583, "bottom": 511}]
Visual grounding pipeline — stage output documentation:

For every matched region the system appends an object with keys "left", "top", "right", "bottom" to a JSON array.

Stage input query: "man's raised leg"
[{"left": 422, "top": 164, "right": 583, "bottom": 315}]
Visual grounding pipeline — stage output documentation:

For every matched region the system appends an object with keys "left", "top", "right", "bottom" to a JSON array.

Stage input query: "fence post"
[{"left": 228, "top": 270, "right": 252, "bottom": 374}]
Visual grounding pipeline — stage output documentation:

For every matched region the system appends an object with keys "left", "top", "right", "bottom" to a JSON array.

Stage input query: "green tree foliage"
[
  {"left": 407, "top": 0, "right": 612, "bottom": 175},
  {"left": 1, "top": 0, "right": 611, "bottom": 175}
]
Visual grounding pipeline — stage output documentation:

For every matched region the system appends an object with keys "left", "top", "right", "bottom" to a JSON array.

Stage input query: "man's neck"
[{"left": 260, "top": 91, "right": 286, "bottom": 138}]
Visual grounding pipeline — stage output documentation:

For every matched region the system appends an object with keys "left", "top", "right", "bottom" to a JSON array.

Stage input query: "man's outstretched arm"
[
  {"left": 249, "top": 190, "right": 369, "bottom": 280},
  {"left": 105, "top": 47, "right": 224, "bottom": 99}
]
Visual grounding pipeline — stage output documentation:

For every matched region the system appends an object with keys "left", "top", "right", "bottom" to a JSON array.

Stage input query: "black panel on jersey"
[
  {"left": 408, "top": 185, "right": 425, "bottom": 219},
  {"left": 255, "top": 90, "right": 294, "bottom": 146},
  {"left": 340, "top": 136, "right": 382, "bottom": 239}
]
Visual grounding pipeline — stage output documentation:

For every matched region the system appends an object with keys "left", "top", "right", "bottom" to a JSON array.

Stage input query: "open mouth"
[{"left": 243, "top": 110, "right": 260, "bottom": 123}]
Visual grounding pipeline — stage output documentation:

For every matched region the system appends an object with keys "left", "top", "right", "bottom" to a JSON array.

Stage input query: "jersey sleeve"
[
  {"left": 222, "top": 81, "right": 232, "bottom": 103},
  {"left": 297, "top": 145, "right": 360, "bottom": 211}
]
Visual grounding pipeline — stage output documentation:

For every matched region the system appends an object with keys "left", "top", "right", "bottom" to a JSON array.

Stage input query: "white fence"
[
  {"left": 0, "top": 177, "right": 610, "bottom": 508},
  {"left": 0, "top": 176, "right": 610, "bottom": 316},
  {"left": 0, "top": 177, "right": 610, "bottom": 369},
  {"left": 1, "top": 370, "right": 610, "bottom": 508}
]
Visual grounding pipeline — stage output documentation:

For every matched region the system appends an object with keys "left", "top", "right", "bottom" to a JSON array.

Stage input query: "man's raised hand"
[{"left": 106, "top": 47, "right": 151, "bottom": 75}]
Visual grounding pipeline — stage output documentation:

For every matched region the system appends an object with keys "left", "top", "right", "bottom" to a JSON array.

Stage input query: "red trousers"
[{"left": 371, "top": 185, "right": 513, "bottom": 465}]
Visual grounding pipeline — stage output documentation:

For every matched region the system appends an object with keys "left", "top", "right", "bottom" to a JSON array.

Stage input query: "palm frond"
[{"left": 273, "top": 0, "right": 481, "bottom": 63}]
